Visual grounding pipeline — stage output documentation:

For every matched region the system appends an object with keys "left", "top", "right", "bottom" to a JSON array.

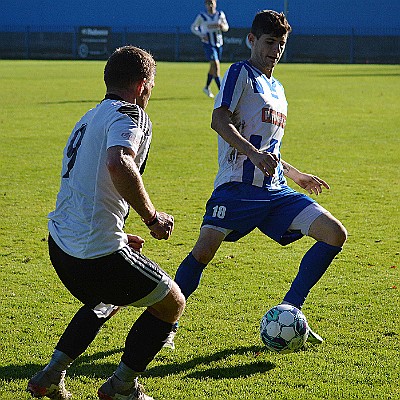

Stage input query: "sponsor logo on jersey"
[{"left": 262, "top": 108, "right": 286, "bottom": 128}]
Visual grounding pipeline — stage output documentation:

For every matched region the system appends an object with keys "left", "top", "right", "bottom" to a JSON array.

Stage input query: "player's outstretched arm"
[{"left": 281, "top": 159, "right": 330, "bottom": 196}]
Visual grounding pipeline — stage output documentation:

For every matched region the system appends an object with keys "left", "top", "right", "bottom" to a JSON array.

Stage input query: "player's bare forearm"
[
  {"left": 281, "top": 159, "right": 301, "bottom": 180},
  {"left": 219, "top": 18, "right": 229, "bottom": 32},
  {"left": 220, "top": 23, "right": 229, "bottom": 32},
  {"left": 107, "top": 146, "right": 174, "bottom": 240},
  {"left": 212, "top": 107, "right": 278, "bottom": 176},
  {"left": 211, "top": 108, "right": 254, "bottom": 155},
  {"left": 281, "top": 158, "right": 330, "bottom": 195}
]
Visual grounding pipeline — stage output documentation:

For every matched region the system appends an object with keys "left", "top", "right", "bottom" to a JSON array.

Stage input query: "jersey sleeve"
[
  {"left": 107, "top": 112, "right": 143, "bottom": 156},
  {"left": 191, "top": 14, "right": 204, "bottom": 36},
  {"left": 214, "top": 62, "right": 246, "bottom": 113}
]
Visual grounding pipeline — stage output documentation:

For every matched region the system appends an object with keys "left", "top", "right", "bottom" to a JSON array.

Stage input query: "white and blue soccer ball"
[{"left": 260, "top": 304, "right": 309, "bottom": 354}]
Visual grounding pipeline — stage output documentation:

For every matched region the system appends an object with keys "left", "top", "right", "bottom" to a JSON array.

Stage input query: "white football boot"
[{"left": 202, "top": 87, "right": 214, "bottom": 98}]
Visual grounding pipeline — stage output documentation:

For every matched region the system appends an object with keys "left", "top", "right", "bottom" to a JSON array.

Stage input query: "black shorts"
[{"left": 48, "top": 234, "right": 172, "bottom": 308}]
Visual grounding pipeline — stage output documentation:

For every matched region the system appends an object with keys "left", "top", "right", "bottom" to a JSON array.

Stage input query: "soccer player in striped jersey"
[
  {"left": 191, "top": 0, "right": 229, "bottom": 98},
  {"left": 27, "top": 46, "right": 185, "bottom": 400},
  {"left": 167, "top": 10, "right": 347, "bottom": 349}
]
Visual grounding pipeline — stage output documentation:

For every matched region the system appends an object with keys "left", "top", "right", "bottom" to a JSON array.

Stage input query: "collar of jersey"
[{"left": 104, "top": 93, "right": 124, "bottom": 101}]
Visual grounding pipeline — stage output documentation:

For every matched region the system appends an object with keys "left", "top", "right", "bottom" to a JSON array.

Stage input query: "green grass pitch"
[{"left": 0, "top": 60, "right": 399, "bottom": 399}]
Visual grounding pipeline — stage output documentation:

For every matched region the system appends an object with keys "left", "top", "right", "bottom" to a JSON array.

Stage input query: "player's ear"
[
  {"left": 247, "top": 33, "right": 256, "bottom": 47},
  {"left": 134, "top": 79, "right": 146, "bottom": 97}
]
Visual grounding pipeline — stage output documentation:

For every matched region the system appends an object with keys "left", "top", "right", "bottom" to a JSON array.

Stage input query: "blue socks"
[
  {"left": 175, "top": 242, "right": 340, "bottom": 317},
  {"left": 174, "top": 252, "right": 207, "bottom": 299},
  {"left": 283, "top": 241, "right": 342, "bottom": 308},
  {"left": 206, "top": 73, "right": 213, "bottom": 88},
  {"left": 205, "top": 75, "right": 221, "bottom": 90}
]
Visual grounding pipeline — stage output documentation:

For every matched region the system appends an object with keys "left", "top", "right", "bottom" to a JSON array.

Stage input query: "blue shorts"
[
  {"left": 203, "top": 43, "right": 222, "bottom": 61},
  {"left": 202, "top": 182, "right": 315, "bottom": 245}
]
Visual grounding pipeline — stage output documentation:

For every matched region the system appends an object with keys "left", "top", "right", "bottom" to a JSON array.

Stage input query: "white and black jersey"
[
  {"left": 48, "top": 95, "right": 152, "bottom": 259},
  {"left": 191, "top": 10, "right": 229, "bottom": 47}
]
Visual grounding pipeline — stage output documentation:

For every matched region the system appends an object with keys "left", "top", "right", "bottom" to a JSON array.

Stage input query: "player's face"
[
  {"left": 205, "top": 0, "right": 216, "bottom": 13},
  {"left": 248, "top": 33, "right": 288, "bottom": 77},
  {"left": 137, "top": 75, "right": 155, "bottom": 110}
]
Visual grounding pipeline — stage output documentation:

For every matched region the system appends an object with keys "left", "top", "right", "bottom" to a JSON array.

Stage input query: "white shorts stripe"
[
  {"left": 119, "top": 246, "right": 163, "bottom": 284},
  {"left": 289, "top": 202, "right": 329, "bottom": 236}
]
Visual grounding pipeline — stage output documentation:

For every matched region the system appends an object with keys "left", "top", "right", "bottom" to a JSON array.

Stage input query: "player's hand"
[
  {"left": 148, "top": 211, "right": 174, "bottom": 240},
  {"left": 294, "top": 173, "right": 330, "bottom": 195},
  {"left": 249, "top": 151, "right": 279, "bottom": 176},
  {"left": 127, "top": 234, "right": 145, "bottom": 252}
]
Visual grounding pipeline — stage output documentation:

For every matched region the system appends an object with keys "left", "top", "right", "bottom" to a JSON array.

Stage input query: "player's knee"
[
  {"left": 309, "top": 213, "right": 347, "bottom": 247},
  {"left": 329, "top": 220, "right": 347, "bottom": 247},
  {"left": 148, "top": 282, "right": 185, "bottom": 323},
  {"left": 171, "top": 282, "right": 186, "bottom": 319},
  {"left": 165, "top": 282, "right": 186, "bottom": 322},
  {"left": 338, "top": 223, "right": 348, "bottom": 246}
]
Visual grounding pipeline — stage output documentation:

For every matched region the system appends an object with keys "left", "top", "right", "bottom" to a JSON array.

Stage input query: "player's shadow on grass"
[
  {"left": 146, "top": 345, "right": 276, "bottom": 379},
  {"left": 1, "top": 346, "right": 275, "bottom": 381},
  {"left": 185, "top": 361, "right": 275, "bottom": 379},
  {"left": 0, "top": 348, "right": 123, "bottom": 381}
]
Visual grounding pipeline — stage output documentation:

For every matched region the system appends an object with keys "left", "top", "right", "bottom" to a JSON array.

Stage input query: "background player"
[
  {"left": 191, "top": 0, "right": 229, "bottom": 98},
  {"left": 166, "top": 10, "right": 347, "bottom": 349},
  {"left": 27, "top": 46, "right": 185, "bottom": 400}
]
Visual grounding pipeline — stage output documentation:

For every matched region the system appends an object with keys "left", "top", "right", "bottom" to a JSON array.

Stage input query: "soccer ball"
[{"left": 260, "top": 304, "right": 309, "bottom": 354}]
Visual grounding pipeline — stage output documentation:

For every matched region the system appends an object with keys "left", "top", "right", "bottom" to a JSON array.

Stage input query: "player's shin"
[
  {"left": 55, "top": 304, "right": 113, "bottom": 360},
  {"left": 174, "top": 252, "right": 207, "bottom": 299},
  {"left": 121, "top": 310, "right": 173, "bottom": 372},
  {"left": 283, "top": 241, "right": 342, "bottom": 308}
]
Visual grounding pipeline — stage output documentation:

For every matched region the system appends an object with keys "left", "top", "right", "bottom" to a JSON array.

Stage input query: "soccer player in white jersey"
[
  {"left": 166, "top": 10, "right": 347, "bottom": 349},
  {"left": 27, "top": 46, "right": 185, "bottom": 400},
  {"left": 191, "top": 0, "right": 229, "bottom": 98}
]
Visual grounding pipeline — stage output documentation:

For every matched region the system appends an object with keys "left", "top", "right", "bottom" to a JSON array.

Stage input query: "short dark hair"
[
  {"left": 251, "top": 10, "right": 292, "bottom": 39},
  {"left": 104, "top": 45, "right": 156, "bottom": 90}
]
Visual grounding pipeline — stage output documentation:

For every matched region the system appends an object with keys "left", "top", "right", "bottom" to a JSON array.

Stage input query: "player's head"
[
  {"left": 104, "top": 46, "right": 156, "bottom": 108},
  {"left": 250, "top": 10, "right": 291, "bottom": 39},
  {"left": 248, "top": 11, "right": 291, "bottom": 77},
  {"left": 205, "top": 0, "right": 216, "bottom": 13}
]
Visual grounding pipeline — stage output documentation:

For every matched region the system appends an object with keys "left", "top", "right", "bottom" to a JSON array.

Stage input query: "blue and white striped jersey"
[
  {"left": 48, "top": 97, "right": 152, "bottom": 259},
  {"left": 213, "top": 61, "right": 288, "bottom": 190},
  {"left": 191, "top": 10, "right": 229, "bottom": 47}
]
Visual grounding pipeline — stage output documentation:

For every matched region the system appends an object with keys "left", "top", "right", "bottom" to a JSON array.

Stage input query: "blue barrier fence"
[{"left": 0, "top": 25, "right": 399, "bottom": 64}]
